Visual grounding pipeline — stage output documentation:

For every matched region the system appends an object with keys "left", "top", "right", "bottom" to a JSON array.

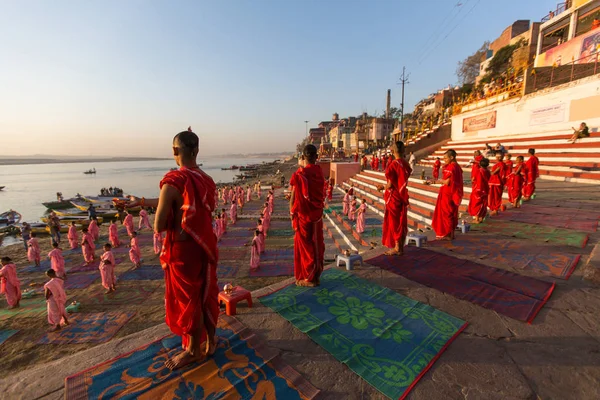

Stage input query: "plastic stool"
[
  {"left": 405, "top": 233, "right": 427, "bottom": 247},
  {"left": 456, "top": 223, "right": 471, "bottom": 234},
  {"left": 218, "top": 286, "right": 253, "bottom": 316},
  {"left": 336, "top": 254, "right": 363, "bottom": 270}
]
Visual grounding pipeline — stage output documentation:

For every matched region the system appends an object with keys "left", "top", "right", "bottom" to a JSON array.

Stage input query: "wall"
[
  {"left": 330, "top": 162, "right": 361, "bottom": 185},
  {"left": 450, "top": 74, "right": 600, "bottom": 141},
  {"left": 536, "top": 26, "right": 600, "bottom": 67}
]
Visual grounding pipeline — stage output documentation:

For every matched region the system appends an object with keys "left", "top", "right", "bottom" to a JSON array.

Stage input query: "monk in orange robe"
[
  {"left": 510, "top": 156, "right": 527, "bottom": 208},
  {"left": 129, "top": 128, "right": 219, "bottom": 370},
  {"left": 377, "top": 141, "right": 412, "bottom": 255},
  {"left": 522, "top": 148, "right": 539, "bottom": 201},
  {"left": 488, "top": 151, "right": 506, "bottom": 215},
  {"left": 468, "top": 158, "right": 490, "bottom": 223},
  {"left": 289, "top": 144, "right": 325, "bottom": 287},
  {"left": 430, "top": 149, "right": 464, "bottom": 240}
]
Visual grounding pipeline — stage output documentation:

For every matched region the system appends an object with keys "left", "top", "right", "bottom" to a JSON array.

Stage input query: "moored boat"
[
  {"left": 41, "top": 215, "right": 102, "bottom": 225},
  {"left": 0, "top": 186, "right": 5, "bottom": 191},
  {"left": 42, "top": 200, "right": 75, "bottom": 210}
]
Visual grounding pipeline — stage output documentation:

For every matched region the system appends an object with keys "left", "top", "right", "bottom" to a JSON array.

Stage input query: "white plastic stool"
[
  {"left": 405, "top": 233, "right": 427, "bottom": 247},
  {"left": 456, "top": 223, "right": 471, "bottom": 234},
  {"left": 336, "top": 254, "right": 363, "bottom": 270}
]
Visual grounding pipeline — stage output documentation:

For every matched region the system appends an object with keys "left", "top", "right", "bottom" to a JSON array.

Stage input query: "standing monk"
[
  {"left": 129, "top": 128, "right": 219, "bottom": 370},
  {"left": 488, "top": 151, "right": 506, "bottom": 215},
  {"left": 523, "top": 148, "right": 539, "bottom": 201},
  {"left": 429, "top": 149, "right": 464, "bottom": 240},
  {"left": 377, "top": 141, "right": 412, "bottom": 255},
  {"left": 138, "top": 208, "right": 152, "bottom": 230},
  {"left": 123, "top": 211, "right": 135, "bottom": 237},
  {"left": 290, "top": 144, "right": 325, "bottom": 287},
  {"left": 432, "top": 157, "right": 441, "bottom": 180},
  {"left": 468, "top": 158, "right": 490, "bottom": 223},
  {"left": 67, "top": 222, "right": 78, "bottom": 249}
]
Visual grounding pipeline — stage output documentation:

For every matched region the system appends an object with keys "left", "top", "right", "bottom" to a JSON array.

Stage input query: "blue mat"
[
  {"left": 260, "top": 268, "right": 467, "bottom": 399},
  {"left": 64, "top": 272, "right": 99, "bottom": 290},
  {"left": 217, "top": 264, "right": 239, "bottom": 279},
  {"left": 38, "top": 312, "right": 135, "bottom": 344},
  {"left": 20, "top": 260, "right": 51, "bottom": 274},
  {"left": 118, "top": 265, "right": 164, "bottom": 281},
  {"left": 0, "top": 329, "right": 18, "bottom": 346}
]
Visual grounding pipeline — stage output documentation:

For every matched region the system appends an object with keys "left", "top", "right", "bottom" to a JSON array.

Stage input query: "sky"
[{"left": 0, "top": 0, "right": 558, "bottom": 158}]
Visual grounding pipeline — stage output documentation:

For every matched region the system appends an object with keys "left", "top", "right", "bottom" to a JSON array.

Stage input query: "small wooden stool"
[
  {"left": 218, "top": 286, "right": 253, "bottom": 316},
  {"left": 336, "top": 254, "right": 363, "bottom": 270},
  {"left": 405, "top": 233, "right": 427, "bottom": 247}
]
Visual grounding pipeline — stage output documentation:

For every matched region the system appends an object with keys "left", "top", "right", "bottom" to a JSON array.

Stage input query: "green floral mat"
[{"left": 260, "top": 269, "right": 466, "bottom": 399}]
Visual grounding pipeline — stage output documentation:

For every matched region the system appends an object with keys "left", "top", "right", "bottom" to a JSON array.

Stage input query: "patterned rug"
[
  {"left": 366, "top": 247, "right": 555, "bottom": 323},
  {"left": 220, "top": 230, "right": 252, "bottom": 237},
  {"left": 64, "top": 315, "right": 319, "bottom": 400},
  {"left": 269, "top": 220, "right": 293, "bottom": 229},
  {"left": 217, "top": 264, "right": 239, "bottom": 279},
  {"left": 218, "top": 238, "right": 249, "bottom": 247},
  {"left": 20, "top": 260, "right": 51, "bottom": 274},
  {"left": 249, "top": 262, "right": 294, "bottom": 277},
  {"left": 261, "top": 249, "right": 294, "bottom": 261},
  {"left": 218, "top": 249, "right": 248, "bottom": 260},
  {"left": 471, "top": 220, "right": 589, "bottom": 248},
  {"left": 118, "top": 265, "right": 164, "bottom": 281},
  {"left": 267, "top": 229, "right": 295, "bottom": 237},
  {"left": 260, "top": 268, "right": 466, "bottom": 399},
  {"left": 228, "top": 220, "right": 255, "bottom": 229},
  {"left": 64, "top": 272, "right": 99, "bottom": 290},
  {"left": 38, "top": 311, "right": 135, "bottom": 345},
  {"left": 429, "top": 236, "right": 581, "bottom": 279},
  {"left": 495, "top": 211, "right": 598, "bottom": 233},
  {"left": 0, "top": 329, "right": 18, "bottom": 346},
  {"left": 87, "top": 284, "right": 160, "bottom": 306},
  {"left": 67, "top": 257, "right": 124, "bottom": 274},
  {"left": 521, "top": 205, "right": 600, "bottom": 220}
]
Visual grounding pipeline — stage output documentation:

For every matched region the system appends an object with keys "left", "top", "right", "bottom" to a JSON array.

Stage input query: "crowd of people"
[{"left": 100, "top": 187, "right": 124, "bottom": 197}]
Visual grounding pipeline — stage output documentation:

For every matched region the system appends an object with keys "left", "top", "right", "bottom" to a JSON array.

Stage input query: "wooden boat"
[
  {"left": 70, "top": 200, "right": 115, "bottom": 212},
  {"left": 0, "top": 211, "right": 21, "bottom": 225},
  {"left": 44, "top": 224, "right": 72, "bottom": 234},
  {"left": 0, "top": 186, "right": 5, "bottom": 191},
  {"left": 42, "top": 200, "right": 75, "bottom": 210},
  {"left": 41, "top": 215, "right": 102, "bottom": 225},
  {"left": 82, "top": 195, "right": 129, "bottom": 204},
  {"left": 83, "top": 169, "right": 96, "bottom": 174},
  {"left": 54, "top": 209, "right": 118, "bottom": 219}
]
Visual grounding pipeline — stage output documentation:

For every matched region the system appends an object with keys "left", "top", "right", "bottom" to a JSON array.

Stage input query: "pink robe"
[
  {"left": 356, "top": 203, "right": 367, "bottom": 233},
  {"left": 81, "top": 232, "right": 96, "bottom": 263},
  {"left": 228, "top": 189, "right": 234, "bottom": 203},
  {"left": 109, "top": 223, "right": 121, "bottom": 247},
  {"left": 0, "top": 263, "right": 21, "bottom": 307},
  {"left": 124, "top": 214, "right": 134, "bottom": 236},
  {"left": 257, "top": 185, "right": 262, "bottom": 198},
  {"left": 138, "top": 209, "right": 152, "bottom": 230},
  {"left": 129, "top": 237, "right": 141, "bottom": 265},
  {"left": 262, "top": 208, "right": 271, "bottom": 234},
  {"left": 44, "top": 278, "right": 67, "bottom": 326},
  {"left": 246, "top": 188, "right": 252, "bottom": 202},
  {"left": 349, "top": 200, "right": 357, "bottom": 221},
  {"left": 153, "top": 232, "right": 163, "bottom": 255},
  {"left": 214, "top": 219, "right": 222, "bottom": 240},
  {"left": 343, "top": 193, "right": 350, "bottom": 216},
  {"left": 230, "top": 203, "right": 238, "bottom": 224},
  {"left": 89, "top": 220, "right": 99, "bottom": 241},
  {"left": 221, "top": 216, "right": 228, "bottom": 234},
  {"left": 100, "top": 250, "right": 116, "bottom": 289},
  {"left": 27, "top": 237, "right": 41, "bottom": 264},
  {"left": 67, "top": 225, "right": 79, "bottom": 249},
  {"left": 257, "top": 225, "right": 265, "bottom": 253},
  {"left": 268, "top": 195, "right": 274, "bottom": 214},
  {"left": 250, "top": 236, "right": 260, "bottom": 270},
  {"left": 48, "top": 248, "right": 66, "bottom": 278}
]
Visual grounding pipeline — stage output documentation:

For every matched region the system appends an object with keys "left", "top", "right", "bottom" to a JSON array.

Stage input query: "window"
[{"left": 575, "top": 6, "right": 600, "bottom": 36}]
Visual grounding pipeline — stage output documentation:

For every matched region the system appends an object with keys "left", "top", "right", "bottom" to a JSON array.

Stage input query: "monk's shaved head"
[
  {"left": 303, "top": 144, "right": 318, "bottom": 163},
  {"left": 392, "top": 141, "right": 405, "bottom": 156},
  {"left": 445, "top": 149, "right": 457, "bottom": 159},
  {"left": 173, "top": 130, "right": 199, "bottom": 158}
]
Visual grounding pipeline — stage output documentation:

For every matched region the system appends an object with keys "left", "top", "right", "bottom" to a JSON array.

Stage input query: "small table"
[
  {"left": 405, "top": 233, "right": 427, "bottom": 247},
  {"left": 336, "top": 254, "right": 363, "bottom": 270},
  {"left": 218, "top": 286, "right": 253, "bottom": 316}
]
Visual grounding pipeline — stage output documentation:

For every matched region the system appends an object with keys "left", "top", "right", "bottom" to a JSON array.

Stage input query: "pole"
[
  {"left": 304, "top": 120, "right": 309, "bottom": 141},
  {"left": 397, "top": 66, "right": 410, "bottom": 142}
]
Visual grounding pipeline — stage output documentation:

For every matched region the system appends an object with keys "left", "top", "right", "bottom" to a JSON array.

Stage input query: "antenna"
[{"left": 397, "top": 66, "right": 410, "bottom": 141}]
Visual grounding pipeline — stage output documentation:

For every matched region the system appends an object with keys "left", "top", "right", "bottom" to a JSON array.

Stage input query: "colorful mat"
[
  {"left": 65, "top": 272, "right": 99, "bottom": 290},
  {"left": 218, "top": 238, "right": 249, "bottom": 247},
  {"left": 218, "top": 248, "right": 248, "bottom": 260},
  {"left": 268, "top": 229, "right": 296, "bottom": 237},
  {"left": 471, "top": 220, "right": 589, "bottom": 248},
  {"left": 495, "top": 212, "right": 598, "bottom": 233},
  {"left": 262, "top": 249, "right": 294, "bottom": 261},
  {"left": 38, "top": 311, "right": 135, "bottom": 345},
  {"left": 366, "top": 247, "right": 555, "bottom": 323},
  {"left": 249, "top": 262, "right": 294, "bottom": 277},
  {"left": 68, "top": 257, "right": 123, "bottom": 274},
  {"left": 429, "top": 236, "right": 581, "bottom": 279},
  {"left": 221, "top": 229, "right": 252, "bottom": 237},
  {"left": 118, "top": 265, "right": 164, "bottom": 281},
  {"left": 364, "top": 217, "right": 382, "bottom": 225},
  {"left": 217, "top": 264, "right": 239, "bottom": 279},
  {"left": 269, "top": 220, "right": 293, "bottom": 229},
  {"left": 0, "top": 329, "right": 18, "bottom": 346},
  {"left": 228, "top": 220, "right": 255, "bottom": 228},
  {"left": 0, "top": 298, "right": 47, "bottom": 321},
  {"left": 21, "top": 260, "right": 51, "bottom": 274},
  {"left": 65, "top": 315, "right": 319, "bottom": 400},
  {"left": 88, "top": 284, "right": 160, "bottom": 306},
  {"left": 522, "top": 205, "right": 600, "bottom": 220},
  {"left": 260, "top": 268, "right": 466, "bottom": 399}
]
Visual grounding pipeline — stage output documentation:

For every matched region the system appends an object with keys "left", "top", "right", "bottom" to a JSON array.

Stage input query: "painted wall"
[
  {"left": 536, "top": 27, "right": 600, "bottom": 67},
  {"left": 450, "top": 74, "right": 600, "bottom": 141}
]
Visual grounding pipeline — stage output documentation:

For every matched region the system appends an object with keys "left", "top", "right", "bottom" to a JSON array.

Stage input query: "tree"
[
  {"left": 456, "top": 41, "right": 490, "bottom": 85},
  {"left": 484, "top": 39, "right": 524, "bottom": 79},
  {"left": 379, "top": 107, "right": 402, "bottom": 119}
]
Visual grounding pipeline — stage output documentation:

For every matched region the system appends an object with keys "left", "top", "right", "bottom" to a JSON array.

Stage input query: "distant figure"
[
  {"left": 100, "top": 243, "right": 117, "bottom": 294},
  {"left": 569, "top": 122, "right": 589, "bottom": 143},
  {"left": 48, "top": 242, "right": 66, "bottom": 279},
  {"left": 468, "top": 158, "right": 490, "bottom": 224},
  {"left": 81, "top": 228, "right": 95, "bottom": 264},
  {"left": 88, "top": 217, "right": 100, "bottom": 241},
  {"left": 67, "top": 222, "right": 79, "bottom": 249},
  {"left": 523, "top": 148, "right": 539, "bottom": 201},
  {"left": 229, "top": 201, "right": 238, "bottom": 225},
  {"left": 44, "top": 269, "right": 68, "bottom": 332},
  {"left": 128, "top": 231, "right": 141, "bottom": 269},
  {"left": 108, "top": 220, "right": 120, "bottom": 248},
  {"left": 592, "top": 18, "right": 600, "bottom": 30},
  {"left": 48, "top": 212, "right": 61, "bottom": 244},
  {"left": 430, "top": 149, "right": 463, "bottom": 240},
  {"left": 349, "top": 196, "right": 357, "bottom": 221},
  {"left": 138, "top": 208, "right": 152, "bottom": 230},
  {"left": 20, "top": 222, "right": 31, "bottom": 252},
  {"left": 0, "top": 257, "right": 21, "bottom": 309},
  {"left": 342, "top": 189, "right": 350, "bottom": 216},
  {"left": 433, "top": 157, "right": 441, "bottom": 180},
  {"left": 250, "top": 230, "right": 260, "bottom": 271},
  {"left": 408, "top": 152, "right": 416, "bottom": 174},
  {"left": 124, "top": 211, "right": 134, "bottom": 236},
  {"left": 256, "top": 219, "right": 265, "bottom": 253},
  {"left": 87, "top": 204, "right": 97, "bottom": 220},
  {"left": 488, "top": 151, "right": 506, "bottom": 215},
  {"left": 356, "top": 199, "right": 367, "bottom": 234},
  {"left": 27, "top": 233, "right": 41, "bottom": 267},
  {"left": 510, "top": 156, "right": 527, "bottom": 208}
]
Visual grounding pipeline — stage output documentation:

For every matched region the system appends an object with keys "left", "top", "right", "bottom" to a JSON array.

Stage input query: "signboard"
[
  {"left": 530, "top": 104, "right": 566, "bottom": 125},
  {"left": 537, "top": 29, "right": 600, "bottom": 67},
  {"left": 462, "top": 111, "right": 497, "bottom": 132}
]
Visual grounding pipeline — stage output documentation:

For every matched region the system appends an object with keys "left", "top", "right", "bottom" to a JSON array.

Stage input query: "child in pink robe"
[
  {"left": 214, "top": 214, "right": 222, "bottom": 241},
  {"left": 109, "top": 220, "right": 121, "bottom": 247},
  {"left": 88, "top": 218, "right": 100, "bottom": 241},
  {"left": 246, "top": 187, "right": 252, "bottom": 202},
  {"left": 349, "top": 197, "right": 357, "bottom": 221},
  {"left": 48, "top": 242, "right": 66, "bottom": 279},
  {"left": 27, "top": 233, "right": 41, "bottom": 267},
  {"left": 257, "top": 182, "right": 262, "bottom": 198},
  {"left": 262, "top": 206, "right": 271, "bottom": 235},
  {"left": 250, "top": 230, "right": 260, "bottom": 271},
  {"left": 44, "top": 269, "right": 68, "bottom": 331},
  {"left": 257, "top": 221, "right": 265, "bottom": 253},
  {"left": 123, "top": 212, "right": 134, "bottom": 236},
  {"left": 0, "top": 257, "right": 21, "bottom": 308},
  {"left": 230, "top": 202, "right": 238, "bottom": 225},
  {"left": 342, "top": 190, "right": 351, "bottom": 216},
  {"left": 100, "top": 243, "right": 117, "bottom": 293},
  {"left": 268, "top": 192, "right": 274, "bottom": 213},
  {"left": 128, "top": 232, "right": 141, "bottom": 268},
  {"left": 220, "top": 209, "right": 228, "bottom": 234},
  {"left": 228, "top": 188, "right": 234, "bottom": 203},
  {"left": 153, "top": 232, "right": 163, "bottom": 255},
  {"left": 67, "top": 222, "right": 79, "bottom": 249},
  {"left": 81, "top": 228, "right": 96, "bottom": 264},
  {"left": 138, "top": 208, "right": 152, "bottom": 230},
  {"left": 356, "top": 199, "right": 367, "bottom": 234}
]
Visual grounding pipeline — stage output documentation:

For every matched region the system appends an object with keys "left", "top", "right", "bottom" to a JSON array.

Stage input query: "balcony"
[{"left": 542, "top": 1, "right": 572, "bottom": 23}]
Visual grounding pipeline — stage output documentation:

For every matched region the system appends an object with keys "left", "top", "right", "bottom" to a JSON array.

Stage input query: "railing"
[
  {"left": 452, "top": 81, "right": 524, "bottom": 115},
  {"left": 541, "top": 1, "right": 571, "bottom": 23},
  {"left": 527, "top": 53, "right": 600, "bottom": 94}
]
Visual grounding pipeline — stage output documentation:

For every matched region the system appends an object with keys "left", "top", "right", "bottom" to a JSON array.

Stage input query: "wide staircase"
[{"left": 419, "top": 130, "right": 600, "bottom": 184}]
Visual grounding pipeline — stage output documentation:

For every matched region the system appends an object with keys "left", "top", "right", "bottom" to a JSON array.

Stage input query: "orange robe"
[
  {"left": 523, "top": 155, "right": 539, "bottom": 198},
  {"left": 432, "top": 162, "right": 464, "bottom": 239},
  {"left": 382, "top": 159, "right": 412, "bottom": 248},
  {"left": 510, "top": 163, "right": 527, "bottom": 204},
  {"left": 159, "top": 167, "right": 219, "bottom": 348},
  {"left": 468, "top": 168, "right": 489, "bottom": 219},
  {"left": 488, "top": 161, "right": 506, "bottom": 212},
  {"left": 290, "top": 164, "right": 325, "bottom": 283},
  {"left": 433, "top": 159, "right": 441, "bottom": 180}
]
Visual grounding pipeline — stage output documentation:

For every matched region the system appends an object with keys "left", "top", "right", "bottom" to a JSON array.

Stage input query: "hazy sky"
[{"left": 0, "top": 0, "right": 555, "bottom": 158}]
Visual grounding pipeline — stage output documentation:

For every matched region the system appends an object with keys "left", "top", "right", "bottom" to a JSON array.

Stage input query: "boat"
[
  {"left": 239, "top": 165, "right": 258, "bottom": 171},
  {"left": 70, "top": 200, "right": 115, "bottom": 212},
  {"left": 55, "top": 209, "right": 119, "bottom": 219},
  {"left": 42, "top": 199, "right": 75, "bottom": 210},
  {"left": 0, "top": 210, "right": 21, "bottom": 225},
  {"left": 44, "top": 224, "right": 73, "bottom": 234},
  {"left": 83, "top": 169, "right": 96, "bottom": 174},
  {"left": 41, "top": 215, "right": 102, "bottom": 225},
  {"left": 221, "top": 165, "right": 240, "bottom": 170},
  {"left": 82, "top": 195, "right": 129, "bottom": 204},
  {"left": 0, "top": 186, "right": 5, "bottom": 191}
]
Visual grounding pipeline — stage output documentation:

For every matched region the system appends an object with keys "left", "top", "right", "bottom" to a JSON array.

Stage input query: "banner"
[
  {"left": 462, "top": 111, "right": 497, "bottom": 132},
  {"left": 536, "top": 29, "right": 600, "bottom": 67},
  {"left": 529, "top": 104, "right": 566, "bottom": 126}
]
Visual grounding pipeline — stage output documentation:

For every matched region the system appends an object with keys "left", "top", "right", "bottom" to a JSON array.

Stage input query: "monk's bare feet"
[
  {"left": 165, "top": 350, "right": 203, "bottom": 370},
  {"left": 296, "top": 280, "right": 317, "bottom": 287},
  {"left": 205, "top": 337, "right": 218, "bottom": 356},
  {"left": 490, "top": 210, "right": 498, "bottom": 216},
  {"left": 439, "top": 236, "right": 452, "bottom": 241},
  {"left": 384, "top": 249, "right": 402, "bottom": 256},
  {"left": 48, "top": 325, "right": 61, "bottom": 332}
]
